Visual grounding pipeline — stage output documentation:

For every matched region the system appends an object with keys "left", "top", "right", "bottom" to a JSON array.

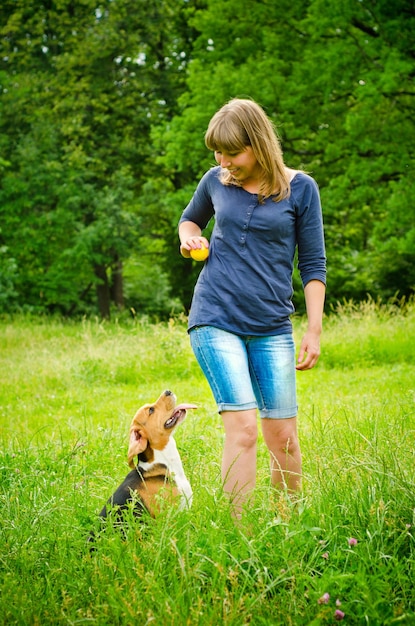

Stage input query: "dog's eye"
[{"left": 148, "top": 407, "right": 155, "bottom": 415}]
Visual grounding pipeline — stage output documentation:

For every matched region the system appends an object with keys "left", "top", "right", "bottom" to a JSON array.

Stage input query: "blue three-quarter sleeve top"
[{"left": 179, "top": 166, "right": 326, "bottom": 336}]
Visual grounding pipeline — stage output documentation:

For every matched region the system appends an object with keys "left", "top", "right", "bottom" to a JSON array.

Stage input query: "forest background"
[{"left": 0, "top": 0, "right": 414, "bottom": 320}]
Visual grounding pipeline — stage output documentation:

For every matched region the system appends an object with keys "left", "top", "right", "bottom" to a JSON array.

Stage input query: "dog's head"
[{"left": 127, "top": 390, "right": 197, "bottom": 468}]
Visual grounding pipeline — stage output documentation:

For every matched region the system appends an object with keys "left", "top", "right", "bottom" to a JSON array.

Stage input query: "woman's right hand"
[
  {"left": 180, "top": 236, "right": 210, "bottom": 258},
  {"left": 179, "top": 221, "right": 209, "bottom": 258}
]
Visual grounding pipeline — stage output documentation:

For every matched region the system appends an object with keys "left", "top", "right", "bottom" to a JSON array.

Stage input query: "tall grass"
[{"left": 1, "top": 301, "right": 414, "bottom": 625}]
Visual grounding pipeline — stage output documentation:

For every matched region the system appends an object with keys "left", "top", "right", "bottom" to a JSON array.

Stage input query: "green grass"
[{"left": 1, "top": 302, "right": 414, "bottom": 625}]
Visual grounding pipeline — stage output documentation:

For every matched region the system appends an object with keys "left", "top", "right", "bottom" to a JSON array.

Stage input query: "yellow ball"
[{"left": 190, "top": 245, "right": 209, "bottom": 261}]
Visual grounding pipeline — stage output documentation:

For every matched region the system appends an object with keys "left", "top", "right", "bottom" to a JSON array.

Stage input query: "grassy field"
[{"left": 1, "top": 300, "right": 414, "bottom": 625}]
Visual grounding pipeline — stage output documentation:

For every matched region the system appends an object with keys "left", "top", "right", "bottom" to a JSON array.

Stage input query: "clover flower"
[
  {"left": 318, "top": 592, "right": 330, "bottom": 605},
  {"left": 334, "top": 609, "right": 345, "bottom": 620},
  {"left": 348, "top": 537, "right": 358, "bottom": 546}
]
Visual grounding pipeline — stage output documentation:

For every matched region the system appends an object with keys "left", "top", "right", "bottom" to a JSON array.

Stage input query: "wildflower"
[
  {"left": 322, "top": 552, "right": 329, "bottom": 559},
  {"left": 348, "top": 537, "right": 358, "bottom": 546},
  {"left": 334, "top": 609, "right": 345, "bottom": 620},
  {"left": 318, "top": 593, "right": 330, "bottom": 605},
  {"left": 336, "top": 599, "right": 342, "bottom": 607}
]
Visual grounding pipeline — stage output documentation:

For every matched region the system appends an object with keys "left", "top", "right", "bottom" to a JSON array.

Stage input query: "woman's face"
[{"left": 214, "top": 146, "right": 262, "bottom": 185}]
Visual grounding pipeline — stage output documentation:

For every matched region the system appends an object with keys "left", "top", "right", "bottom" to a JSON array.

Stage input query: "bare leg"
[
  {"left": 221, "top": 409, "right": 258, "bottom": 516},
  {"left": 261, "top": 417, "right": 302, "bottom": 492}
]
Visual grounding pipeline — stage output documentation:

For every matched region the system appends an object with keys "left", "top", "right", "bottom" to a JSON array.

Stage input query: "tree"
[
  {"left": 0, "top": 0, "right": 200, "bottom": 317},
  {"left": 1, "top": 0, "right": 414, "bottom": 317},
  {"left": 151, "top": 0, "right": 415, "bottom": 310},
  {"left": 151, "top": 0, "right": 314, "bottom": 310},
  {"left": 291, "top": 0, "right": 415, "bottom": 305}
]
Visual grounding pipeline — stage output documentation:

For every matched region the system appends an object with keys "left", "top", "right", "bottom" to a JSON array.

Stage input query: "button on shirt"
[{"left": 179, "top": 167, "right": 326, "bottom": 336}]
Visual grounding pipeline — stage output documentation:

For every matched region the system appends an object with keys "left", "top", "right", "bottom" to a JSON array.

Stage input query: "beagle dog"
[{"left": 98, "top": 390, "right": 196, "bottom": 522}]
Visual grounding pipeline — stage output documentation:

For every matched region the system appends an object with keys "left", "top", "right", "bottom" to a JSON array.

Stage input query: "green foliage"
[
  {"left": 0, "top": 242, "right": 17, "bottom": 312},
  {"left": 123, "top": 255, "right": 184, "bottom": 318},
  {"left": 0, "top": 0, "right": 199, "bottom": 318},
  {"left": 293, "top": 0, "right": 415, "bottom": 306},
  {"left": 152, "top": 0, "right": 415, "bottom": 310},
  {"left": 0, "top": 306, "right": 414, "bottom": 624},
  {"left": 0, "top": 0, "right": 414, "bottom": 316}
]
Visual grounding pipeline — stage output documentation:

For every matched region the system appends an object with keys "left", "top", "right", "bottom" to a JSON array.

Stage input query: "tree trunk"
[
  {"left": 111, "top": 257, "right": 124, "bottom": 310},
  {"left": 94, "top": 263, "right": 111, "bottom": 319}
]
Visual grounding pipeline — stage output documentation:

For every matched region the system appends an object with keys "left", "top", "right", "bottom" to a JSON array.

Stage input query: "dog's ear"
[{"left": 127, "top": 427, "right": 148, "bottom": 468}]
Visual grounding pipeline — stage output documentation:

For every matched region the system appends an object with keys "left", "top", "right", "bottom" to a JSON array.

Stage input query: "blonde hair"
[{"left": 205, "top": 98, "right": 290, "bottom": 201}]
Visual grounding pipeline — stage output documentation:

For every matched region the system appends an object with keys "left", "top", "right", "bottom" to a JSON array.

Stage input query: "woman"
[{"left": 178, "top": 98, "right": 326, "bottom": 515}]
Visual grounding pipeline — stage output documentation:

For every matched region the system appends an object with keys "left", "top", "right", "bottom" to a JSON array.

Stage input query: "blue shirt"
[{"left": 179, "top": 167, "right": 326, "bottom": 336}]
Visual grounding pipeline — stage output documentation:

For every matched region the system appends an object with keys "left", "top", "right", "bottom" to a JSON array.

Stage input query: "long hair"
[{"left": 204, "top": 98, "right": 290, "bottom": 201}]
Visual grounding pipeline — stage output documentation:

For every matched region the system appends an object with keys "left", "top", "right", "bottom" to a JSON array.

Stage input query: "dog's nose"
[{"left": 164, "top": 390, "right": 173, "bottom": 397}]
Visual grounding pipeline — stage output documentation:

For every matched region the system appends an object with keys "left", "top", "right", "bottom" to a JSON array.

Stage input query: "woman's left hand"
[{"left": 295, "top": 331, "right": 321, "bottom": 371}]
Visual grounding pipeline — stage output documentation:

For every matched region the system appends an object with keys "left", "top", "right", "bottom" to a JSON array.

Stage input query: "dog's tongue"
[
  {"left": 175, "top": 403, "right": 198, "bottom": 411},
  {"left": 165, "top": 403, "right": 198, "bottom": 429}
]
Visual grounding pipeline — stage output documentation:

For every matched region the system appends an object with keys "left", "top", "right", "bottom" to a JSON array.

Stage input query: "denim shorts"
[{"left": 189, "top": 326, "right": 297, "bottom": 418}]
